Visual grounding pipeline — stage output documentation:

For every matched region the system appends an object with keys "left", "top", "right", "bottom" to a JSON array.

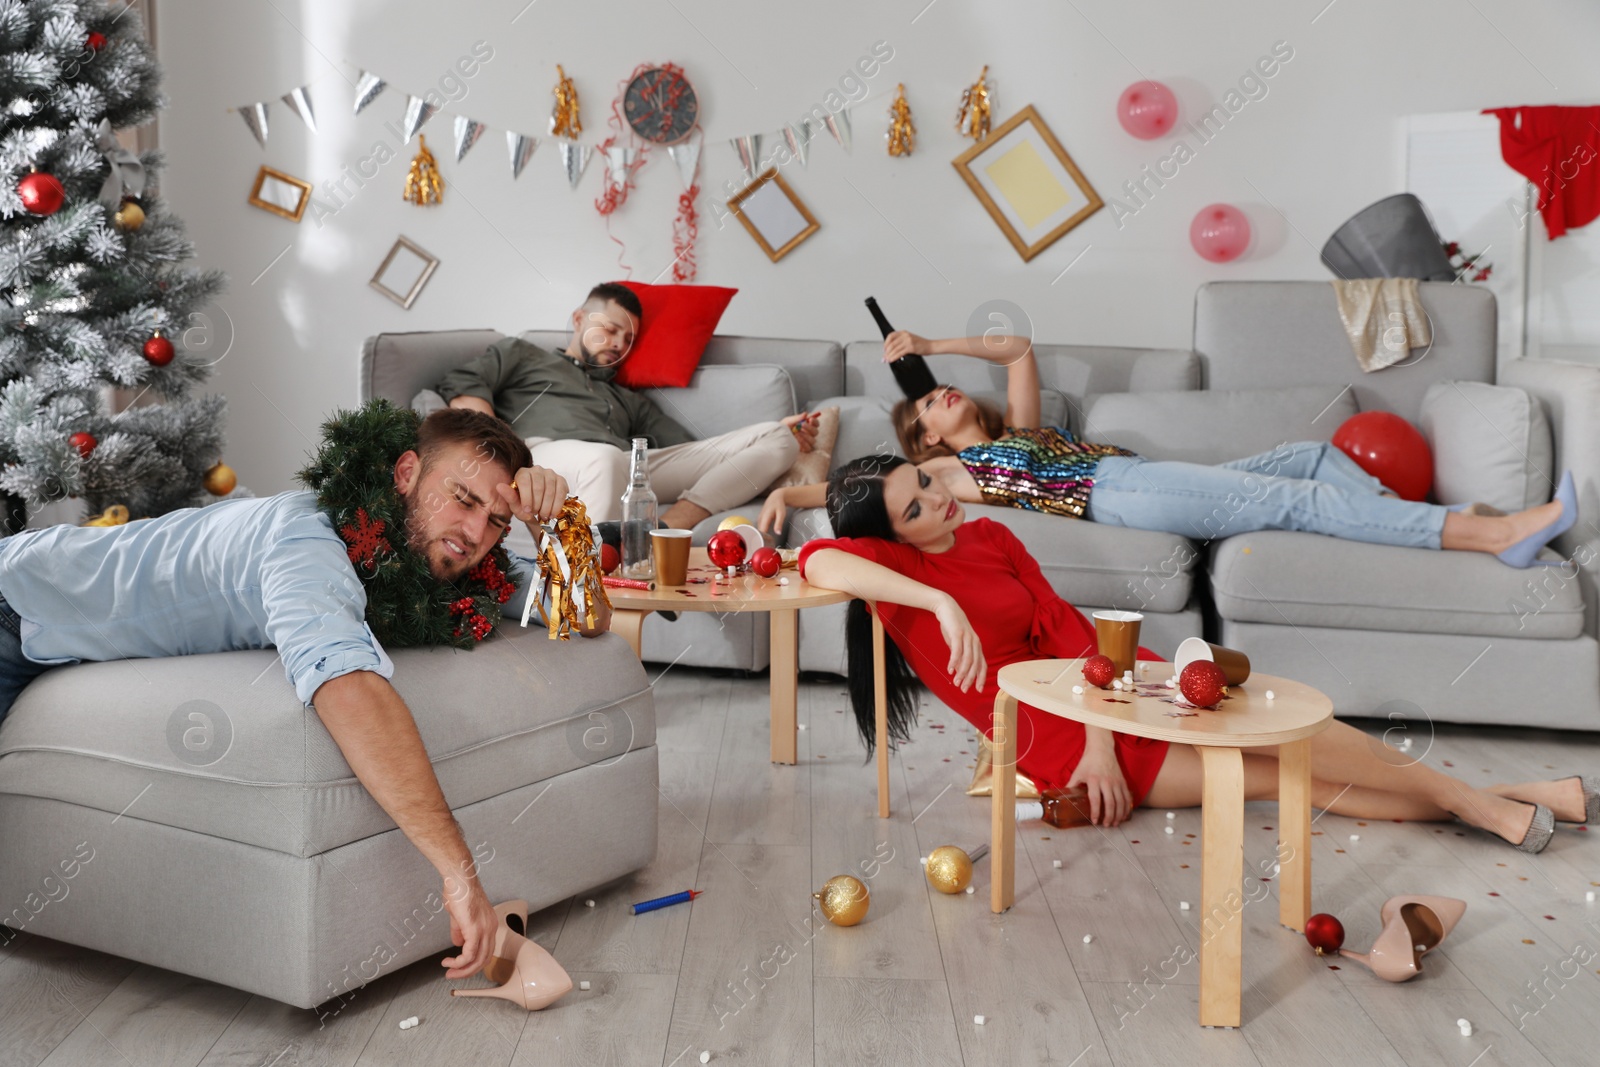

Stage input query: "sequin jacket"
[{"left": 955, "top": 427, "right": 1137, "bottom": 519}]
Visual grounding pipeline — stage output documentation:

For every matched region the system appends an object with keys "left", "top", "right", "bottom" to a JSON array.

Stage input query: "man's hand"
[
  {"left": 780, "top": 412, "right": 819, "bottom": 454},
  {"left": 1067, "top": 744, "right": 1133, "bottom": 827},
  {"left": 883, "top": 330, "right": 931, "bottom": 364},
  {"left": 440, "top": 870, "right": 499, "bottom": 979},
  {"left": 498, "top": 465, "right": 569, "bottom": 531}
]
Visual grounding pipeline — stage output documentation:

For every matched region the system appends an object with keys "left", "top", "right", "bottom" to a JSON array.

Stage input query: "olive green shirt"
[{"left": 435, "top": 337, "right": 693, "bottom": 450}]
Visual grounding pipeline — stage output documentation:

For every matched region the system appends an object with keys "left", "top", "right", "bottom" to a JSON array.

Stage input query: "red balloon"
[
  {"left": 1179, "top": 660, "right": 1228, "bottom": 708},
  {"left": 599, "top": 542, "right": 620, "bottom": 575},
  {"left": 1332, "top": 412, "right": 1433, "bottom": 502},
  {"left": 1117, "top": 81, "right": 1178, "bottom": 140},
  {"left": 19, "top": 172, "right": 64, "bottom": 216},
  {"left": 1305, "top": 913, "right": 1346, "bottom": 956},
  {"left": 1082, "top": 654, "right": 1116, "bottom": 689},
  {"left": 1190, "top": 204, "right": 1250, "bottom": 263},
  {"left": 706, "top": 529, "right": 747, "bottom": 569},
  {"left": 749, "top": 546, "right": 781, "bottom": 578}
]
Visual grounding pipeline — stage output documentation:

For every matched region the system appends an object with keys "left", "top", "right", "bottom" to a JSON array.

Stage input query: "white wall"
[{"left": 154, "top": 0, "right": 1600, "bottom": 494}]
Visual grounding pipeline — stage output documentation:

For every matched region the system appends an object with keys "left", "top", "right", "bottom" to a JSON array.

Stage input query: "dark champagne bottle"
[{"left": 865, "top": 296, "right": 937, "bottom": 400}]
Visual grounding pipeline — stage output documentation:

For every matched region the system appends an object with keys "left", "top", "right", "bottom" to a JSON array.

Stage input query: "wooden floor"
[{"left": 5, "top": 669, "right": 1600, "bottom": 1066}]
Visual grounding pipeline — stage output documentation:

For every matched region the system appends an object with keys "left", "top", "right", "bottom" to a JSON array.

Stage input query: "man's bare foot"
[{"left": 1489, "top": 778, "right": 1587, "bottom": 823}]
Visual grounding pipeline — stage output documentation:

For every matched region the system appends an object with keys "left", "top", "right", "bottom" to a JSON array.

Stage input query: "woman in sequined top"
[{"left": 760, "top": 331, "right": 1576, "bottom": 568}]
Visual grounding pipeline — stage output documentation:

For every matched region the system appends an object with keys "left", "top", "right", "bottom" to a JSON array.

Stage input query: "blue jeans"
[
  {"left": 1085, "top": 441, "right": 1448, "bottom": 549},
  {"left": 0, "top": 594, "right": 52, "bottom": 728}
]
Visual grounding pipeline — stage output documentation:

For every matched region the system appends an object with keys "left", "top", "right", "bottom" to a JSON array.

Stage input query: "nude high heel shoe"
[
  {"left": 450, "top": 925, "right": 573, "bottom": 1010},
  {"left": 483, "top": 899, "right": 529, "bottom": 985},
  {"left": 1339, "top": 896, "right": 1466, "bottom": 982}
]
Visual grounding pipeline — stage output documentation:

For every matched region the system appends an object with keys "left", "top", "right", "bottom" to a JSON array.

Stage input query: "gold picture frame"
[
  {"left": 369, "top": 236, "right": 440, "bottom": 310},
  {"left": 727, "top": 168, "right": 820, "bottom": 262},
  {"left": 952, "top": 105, "right": 1102, "bottom": 262},
  {"left": 246, "top": 165, "right": 313, "bottom": 223}
]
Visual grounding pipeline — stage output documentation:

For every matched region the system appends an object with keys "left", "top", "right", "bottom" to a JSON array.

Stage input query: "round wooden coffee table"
[
  {"left": 607, "top": 548, "right": 852, "bottom": 766},
  {"left": 990, "top": 659, "right": 1333, "bottom": 1029}
]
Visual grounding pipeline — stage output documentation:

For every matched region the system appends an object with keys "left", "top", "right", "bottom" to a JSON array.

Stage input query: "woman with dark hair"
[
  {"left": 762, "top": 331, "right": 1577, "bottom": 568},
  {"left": 796, "top": 453, "right": 1595, "bottom": 851}
]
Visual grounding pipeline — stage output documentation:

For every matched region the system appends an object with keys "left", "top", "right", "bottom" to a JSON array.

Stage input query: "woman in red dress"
[{"left": 798, "top": 454, "right": 1589, "bottom": 852}]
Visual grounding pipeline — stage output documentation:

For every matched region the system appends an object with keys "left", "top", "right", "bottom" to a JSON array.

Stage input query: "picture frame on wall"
[
  {"left": 369, "top": 236, "right": 439, "bottom": 309},
  {"left": 727, "top": 168, "right": 820, "bottom": 262},
  {"left": 246, "top": 165, "right": 313, "bottom": 223},
  {"left": 952, "top": 105, "right": 1102, "bottom": 262}
]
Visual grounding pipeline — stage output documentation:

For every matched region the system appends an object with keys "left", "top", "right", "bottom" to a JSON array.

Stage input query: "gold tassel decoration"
[
  {"left": 956, "top": 65, "right": 994, "bottom": 142},
  {"left": 402, "top": 135, "right": 444, "bottom": 206},
  {"left": 535, "top": 497, "right": 611, "bottom": 640},
  {"left": 82, "top": 504, "right": 130, "bottom": 527},
  {"left": 887, "top": 83, "right": 916, "bottom": 157},
  {"left": 550, "top": 64, "right": 582, "bottom": 139}
]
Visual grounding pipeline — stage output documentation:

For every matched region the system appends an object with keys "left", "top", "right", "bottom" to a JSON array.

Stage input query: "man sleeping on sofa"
[
  {"left": 434, "top": 281, "right": 819, "bottom": 527},
  {"left": 0, "top": 405, "right": 595, "bottom": 984}
]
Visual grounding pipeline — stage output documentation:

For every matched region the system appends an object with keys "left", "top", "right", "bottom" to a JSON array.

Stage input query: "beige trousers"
[{"left": 527, "top": 421, "right": 799, "bottom": 522}]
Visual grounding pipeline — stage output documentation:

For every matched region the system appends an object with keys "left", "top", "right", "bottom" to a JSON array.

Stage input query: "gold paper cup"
[
  {"left": 1091, "top": 610, "right": 1143, "bottom": 677},
  {"left": 649, "top": 529, "right": 693, "bottom": 586},
  {"left": 1174, "top": 636, "right": 1251, "bottom": 686}
]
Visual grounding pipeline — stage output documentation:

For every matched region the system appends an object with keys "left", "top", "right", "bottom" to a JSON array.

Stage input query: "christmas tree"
[{"left": 0, "top": 0, "right": 228, "bottom": 533}]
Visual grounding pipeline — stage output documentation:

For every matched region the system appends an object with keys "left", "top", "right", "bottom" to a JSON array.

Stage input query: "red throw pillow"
[{"left": 612, "top": 282, "right": 737, "bottom": 389}]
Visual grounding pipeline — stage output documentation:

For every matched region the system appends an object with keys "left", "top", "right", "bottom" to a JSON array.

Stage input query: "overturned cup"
[{"left": 1174, "top": 637, "right": 1251, "bottom": 686}]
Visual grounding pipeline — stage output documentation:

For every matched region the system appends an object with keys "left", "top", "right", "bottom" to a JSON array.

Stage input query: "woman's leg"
[
  {"left": 1217, "top": 441, "right": 1387, "bottom": 497},
  {"left": 1143, "top": 720, "right": 1545, "bottom": 844}
]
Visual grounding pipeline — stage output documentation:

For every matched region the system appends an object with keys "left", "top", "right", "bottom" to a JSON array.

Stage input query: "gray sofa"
[
  {"left": 363, "top": 280, "right": 1600, "bottom": 729},
  {"left": 0, "top": 618, "right": 657, "bottom": 1008}
]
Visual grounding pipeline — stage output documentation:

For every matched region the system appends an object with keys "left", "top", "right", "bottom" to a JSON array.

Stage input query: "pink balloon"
[
  {"left": 1117, "top": 81, "right": 1178, "bottom": 140},
  {"left": 1190, "top": 204, "right": 1251, "bottom": 263}
]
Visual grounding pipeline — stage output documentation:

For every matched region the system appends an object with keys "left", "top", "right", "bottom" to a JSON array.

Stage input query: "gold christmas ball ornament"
[
  {"left": 204, "top": 462, "right": 237, "bottom": 496},
  {"left": 925, "top": 846, "right": 975, "bottom": 894},
  {"left": 113, "top": 200, "right": 145, "bottom": 231},
  {"left": 717, "top": 514, "right": 753, "bottom": 531},
  {"left": 813, "top": 875, "right": 870, "bottom": 927}
]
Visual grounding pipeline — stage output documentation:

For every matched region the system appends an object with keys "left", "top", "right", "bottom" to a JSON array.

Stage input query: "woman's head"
[
  {"left": 891, "top": 385, "right": 1004, "bottom": 463},
  {"left": 827, "top": 454, "right": 965, "bottom": 550}
]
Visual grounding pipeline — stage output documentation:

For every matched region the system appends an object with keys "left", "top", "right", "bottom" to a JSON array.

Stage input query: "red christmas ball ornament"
[
  {"left": 69, "top": 432, "right": 97, "bottom": 458},
  {"left": 1304, "top": 913, "right": 1346, "bottom": 957},
  {"left": 749, "top": 546, "right": 781, "bottom": 578},
  {"left": 600, "top": 542, "right": 620, "bottom": 575},
  {"left": 1082, "top": 654, "right": 1116, "bottom": 689},
  {"left": 86, "top": 31, "right": 107, "bottom": 51},
  {"left": 706, "top": 529, "right": 747, "bottom": 569},
  {"left": 1332, "top": 412, "right": 1433, "bottom": 502},
  {"left": 18, "top": 171, "right": 65, "bottom": 216},
  {"left": 142, "top": 331, "right": 175, "bottom": 366},
  {"left": 1179, "top": 660, "right": 1228, "bottom": 708}
]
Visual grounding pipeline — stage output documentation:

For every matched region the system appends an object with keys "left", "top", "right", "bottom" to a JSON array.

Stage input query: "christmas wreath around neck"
[{"left": 298, "top": 399, "right": 514, "bottom": 650}]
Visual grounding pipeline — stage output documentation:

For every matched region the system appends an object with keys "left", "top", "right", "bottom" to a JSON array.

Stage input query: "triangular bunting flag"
[
  {"left": 604, "top": 144, "right": 636, "bottom": 174},
  {"left": 237, "top": 101, "right": 269, "bottom": 148},
  {"left": 353, "top": 71, "right": 386, "bottom": 115},
  {"left": 732, "top": 134, "right": 761, "bottom": 178},
  {"left": 453, "top": 116, "right": 485, "bottom": 163},
  {"left": 402, "top": 94, "right": 439, "bottom": 143},
  {"left": 559, "top": 140, "right": 591, "bottom": 189},
  {"left": 782, "top": 121, "right": 810, "bottom": 168},
  {"left": 667, "top": 134, "right": 701, "bottom": 189},
  {"left": 507, "top": 131, "right": 538, "bottom": 179},
  {"left": 822, "top": 110, "right": 852, "bottom": 153},
  {"left": 280, "top": 85, "right": 316, "bottom": 133}
]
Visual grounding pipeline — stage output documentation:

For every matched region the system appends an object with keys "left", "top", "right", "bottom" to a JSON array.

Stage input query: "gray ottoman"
[{"left": 0, "top": 627, "right": 657, "bottom": 1009}]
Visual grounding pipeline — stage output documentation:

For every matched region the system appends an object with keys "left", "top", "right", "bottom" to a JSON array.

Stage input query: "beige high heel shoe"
[
  {"left": 1339, "top": 895, "right": 1466, "bottom": 982},
  {"left": 450, "top": 920, "right": 573, "bottom": 1010},
  {"left": 483, "top": 899, "right": 528, "bottom": 985}
]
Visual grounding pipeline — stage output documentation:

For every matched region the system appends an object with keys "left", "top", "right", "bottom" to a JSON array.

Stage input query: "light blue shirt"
[{"left": 0, "top": 491, "right": 408, "bottom": 706}]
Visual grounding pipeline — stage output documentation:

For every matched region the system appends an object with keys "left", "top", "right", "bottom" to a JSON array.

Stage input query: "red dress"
[{"left": 798, "top": 518, "right": 1169, "bottom": 802}]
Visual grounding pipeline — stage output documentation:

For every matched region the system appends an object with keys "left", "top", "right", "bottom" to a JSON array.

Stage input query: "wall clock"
[{"left": 623, "top": 66, "right": 699, "bottom": 145}]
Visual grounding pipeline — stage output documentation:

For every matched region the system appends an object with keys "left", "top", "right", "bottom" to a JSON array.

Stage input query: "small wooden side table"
[
  {"left": 605, "top": 549, "right": 851, "bottom": 767},
  {"left": 991, "top": 660, "right": 1333, "bottom": 1029}
]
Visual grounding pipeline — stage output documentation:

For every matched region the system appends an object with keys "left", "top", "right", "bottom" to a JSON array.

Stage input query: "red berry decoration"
[
  {"left": 69, "top": 432, "right": 96, "bottom": 458},
  {"left": 706, "top": 529, "right": 747, "bottom": 569},
  {"left": 749, "top": 546, "right": 781, "bottom": 578},
  {"left": 600, "top": 542, "right": 620, "bottom": 575},
  {"left": 86, "top": 31, "right": 107, "bottom": 51},
  {"left": 18, "top": 171, "right": 65, "bottom": 216},
  {"left": 1304, "top": 913, "right": 1346, "bottom": 957},
  {"left": 1179, "top": 660, "right": 1228, "bottom": 708},
  {"left": 142, "top": 331, "right": 174, "bottom": 366},
  {"left": 1082, "top": 654, "right": 1116, "bottom": 689}
]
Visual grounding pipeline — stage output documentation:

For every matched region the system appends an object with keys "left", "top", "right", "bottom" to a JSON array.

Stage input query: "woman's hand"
[
  {"left": 757, "top": 487, "right": 791, "bottom": 535},
  {"left": 1067, "top": 745, "right": 1133, "bottom": 827},
  {"left": 780, "top": 412, "right": 819, "bottom": 453},
  {"left": 883, "top": 330, "right": 932, "bottom": 364},
  {"left": 932, "top": 594, "right": 986, "bottom": 693}
]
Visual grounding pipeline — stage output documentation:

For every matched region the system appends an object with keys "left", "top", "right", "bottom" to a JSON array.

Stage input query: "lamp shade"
[{"left": 1321, "top": 194, "right": 1454, "bottom": 281}]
